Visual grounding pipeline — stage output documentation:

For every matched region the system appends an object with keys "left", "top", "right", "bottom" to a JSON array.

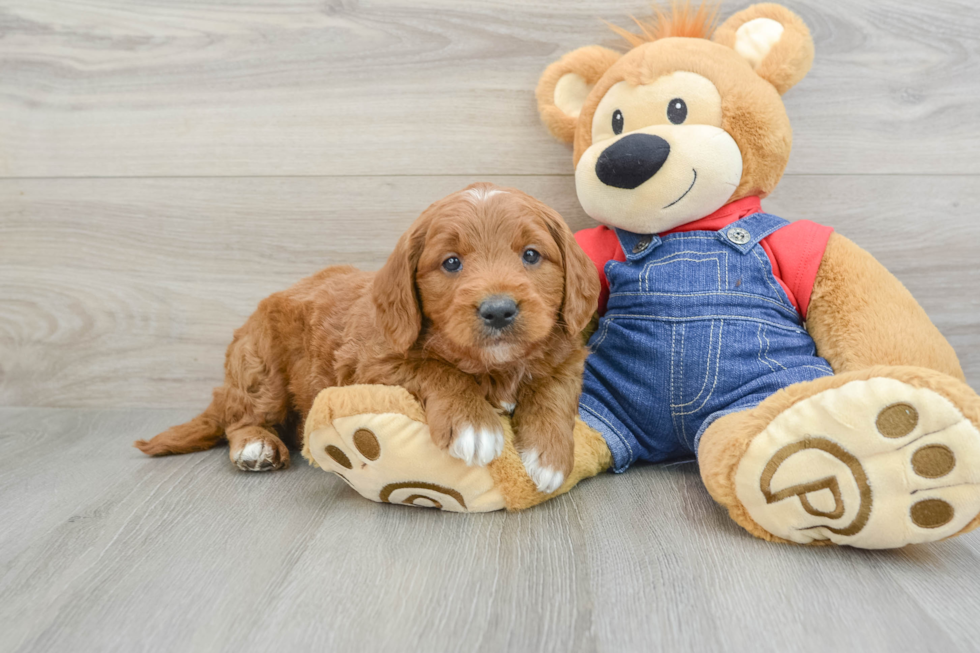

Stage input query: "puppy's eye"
[
  {"left": 522, "top": 248, "right": 541, "bottom": 265},
  {"left": 442, "top": 256, "right": 462, "bottom": 272},
  {"left": 612, "top": 109, "right": 624, "bottom": 135},
  {"left": 667, "top": 98, "right": 687, "bottom": 125}
]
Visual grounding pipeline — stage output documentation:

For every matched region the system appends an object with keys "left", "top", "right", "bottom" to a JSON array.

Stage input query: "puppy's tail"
[{"left": 134, "top": 397, "right": 226, "bottom": 457}]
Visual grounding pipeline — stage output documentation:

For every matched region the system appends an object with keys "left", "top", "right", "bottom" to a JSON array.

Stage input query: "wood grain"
[
  {"left": 2, "top": 174, "right": 978, "bottom": 408},
  {"left": 2, "top": 0, "right": 980, "bottom": 649},
  {"left": 1, "top": 407, "right": 978, "bottom": 653},
  {"left": 1, "top": 0, "right": 979, "bottom": 177}
]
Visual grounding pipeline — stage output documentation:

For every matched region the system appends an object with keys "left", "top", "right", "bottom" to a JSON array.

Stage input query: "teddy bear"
[{"left": 302, "top": 2, "right": 980, "bottom": 549}]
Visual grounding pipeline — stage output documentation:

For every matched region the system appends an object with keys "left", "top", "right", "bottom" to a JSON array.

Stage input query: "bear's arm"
[{"left": 805, "top": 232, "right": 965, "bottom": 380}]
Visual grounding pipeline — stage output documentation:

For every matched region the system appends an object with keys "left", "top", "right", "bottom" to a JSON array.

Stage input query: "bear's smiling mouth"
[{"left": 663, "top": 168, "right": 697, "bottom": 209}]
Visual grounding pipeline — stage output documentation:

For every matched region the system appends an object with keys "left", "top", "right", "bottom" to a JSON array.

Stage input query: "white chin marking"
[
  {"left": 450, "top": 424, "right": 504, "bottom": 466},
  {"left": 235, "top": 440, "right": 276, "bottom": 471},
  {"left": 520, "top": 449, "right": 565, "bottom": 494},
  {"left": 464, "top": 187, "right": 507, "bottom": 203},
  {"left": 483, "top": 344, "right": 516, "bottom": 365}
]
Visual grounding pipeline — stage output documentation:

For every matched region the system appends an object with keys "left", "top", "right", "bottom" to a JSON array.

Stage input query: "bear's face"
[{"left": 537, "top": 4, "right": 815, "bottom": 234}]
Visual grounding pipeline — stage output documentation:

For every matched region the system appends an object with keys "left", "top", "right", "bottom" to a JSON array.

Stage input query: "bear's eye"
[
  {"left": 612, "top": 109, "right": 624, "bottom": 135},
  {"left": 667, "top": 98, "right": 687, "bottom": 124},
  {"left": 522, "top": 248, "right": 541, "bottom": 265},
  {"left": 442, "top": 256, "right": 462, "bottom": 273}
]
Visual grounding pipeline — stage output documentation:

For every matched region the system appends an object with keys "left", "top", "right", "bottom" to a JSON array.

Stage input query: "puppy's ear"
[
  {"left": 540, "top": 206, "right": 600, "bottom": 335},
  {"left": 372, "top": 219, "right": 427, "bottom": 353},
  {"left": 713, "top": 4, "right": 814, "bottom": 95},
  {"left": 536, "top": 46, "right": 622, "bottom": 143}
]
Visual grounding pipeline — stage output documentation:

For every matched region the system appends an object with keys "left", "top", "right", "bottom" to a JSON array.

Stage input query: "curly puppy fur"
[{"left": 135, "top": 184, "right": 599, "bottom": 479}]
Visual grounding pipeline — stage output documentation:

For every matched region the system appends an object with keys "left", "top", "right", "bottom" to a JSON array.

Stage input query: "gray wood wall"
[{"left": 2, "top": 0, "right": 979, "bottom": 408}]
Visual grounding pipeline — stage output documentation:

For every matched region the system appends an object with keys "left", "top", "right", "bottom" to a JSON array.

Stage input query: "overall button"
[
  {"left": 633, "top": 237, "right": 652, "bottom": 254},
  {"left": 727, "top": 227, "right": 751, "bottom": 245}
]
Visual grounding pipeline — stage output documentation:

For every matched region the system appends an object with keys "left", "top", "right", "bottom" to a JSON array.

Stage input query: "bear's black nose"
[
  {"left": 595, "top": 134, "right": 671, "bottom": 189},
  {"left": 479, "top": 295, "right": 519, "bottom": 331}
]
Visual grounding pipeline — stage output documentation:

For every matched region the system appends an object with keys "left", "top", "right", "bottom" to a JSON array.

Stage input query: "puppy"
[{"left": 135, "top": 183, "right": 599, "bottom": 492}]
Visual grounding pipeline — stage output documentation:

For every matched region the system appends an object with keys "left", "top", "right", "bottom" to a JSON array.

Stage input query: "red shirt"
[{"left": 574, "top": 196, "right": 833, "bottom": 318}]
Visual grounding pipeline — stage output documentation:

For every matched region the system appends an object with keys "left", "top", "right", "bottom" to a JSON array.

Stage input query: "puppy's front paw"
[
  {"left": 520, "top": 449, "right": 565, "bottom": 494},
  {"left": 427, "top": 396, "right": 505, "bottom": 467},
  {"left": 449, "top": 424, "right": 505, "bottom": 467}
]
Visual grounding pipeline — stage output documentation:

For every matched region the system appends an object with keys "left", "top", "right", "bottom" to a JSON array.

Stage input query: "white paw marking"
[
  {"left": 234, "top": 440, "right": 277, "bottom": 472},
  {"left": 450, "top": 425, "right": 504, "bottom": 466},
  {"left": 464, "top": 187, "right": 507, "bottom": 203},
  {"left": 521, "top": 449, "right": 565, "bottom": 494}
]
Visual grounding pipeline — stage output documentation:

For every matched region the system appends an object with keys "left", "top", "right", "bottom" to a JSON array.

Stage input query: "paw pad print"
[
  {"left": 305, "top": 412, "right": 506, "bottom": 513},
  {"left": 735, "top": 378, "right": 980, "bottom": 547}
]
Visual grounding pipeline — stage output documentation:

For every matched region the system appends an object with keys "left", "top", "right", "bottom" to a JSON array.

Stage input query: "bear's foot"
[
  {"left": 729, "top": 375, "right": 980, "bottom": 548},
  {"left": 303, "top": 385, "right": 507, "bottom": 512},
  {"left": 302, "top": 385, "right": 615, "bottom": 512}
]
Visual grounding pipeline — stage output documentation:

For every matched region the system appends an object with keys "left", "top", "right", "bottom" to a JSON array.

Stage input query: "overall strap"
[
  {"left": 716, "top": 212, "right": 790, "bottom": 254},
  {"left": 614, "top": 229, "right": 662, "bottom": 263}
]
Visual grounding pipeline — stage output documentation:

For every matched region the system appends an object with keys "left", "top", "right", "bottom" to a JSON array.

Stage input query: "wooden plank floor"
[
  {"left": 2, "top": 0, "right": 980, "bottom": 651},
  {"left": 3, "top": 408, "right": 980, "bottom": 653}
]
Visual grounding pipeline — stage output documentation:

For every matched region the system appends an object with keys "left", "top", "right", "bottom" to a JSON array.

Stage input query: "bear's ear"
[
  {"left": 713, "top": 3, "right": 814, "bottom": 95},
  {"left": 536, "top": 46, "right": 622, "bottom": 143}
]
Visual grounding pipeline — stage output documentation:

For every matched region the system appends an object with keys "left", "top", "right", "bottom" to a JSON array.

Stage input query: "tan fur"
[
  {"left": 492, "top": 417, "right": 613, "bottom": 510},
  {"left": 574, "top": 40, "right": 797, "bottom": 200},
  {"left": 302, "top": 384, "right": 612, "bottom": 510},
  {"left": 538, "top": 7, "right": 811, "bottom": 201},
  {"left": 608, "top": 1, "right": 720, "bottom": 47},
  {"left": 712, "top": 3, "right": 814, "bottom": 95},
  {"left": 807, "top": 233, "right": 966, "bottom": 381},
  {"left": 534, "top": 3, "right": 980, "bottom": 546},
  {"left": 301, "top": 384, "right": 428, "bottom": 468},
  {"left": 135, "top": 184, "right": 599, "bottom": 479},
  {"left": 698, "top": 366, "right": 980, "bottom": 544},
  {"left": 536, "top": 46, "right": 622, "bottom": 144}
]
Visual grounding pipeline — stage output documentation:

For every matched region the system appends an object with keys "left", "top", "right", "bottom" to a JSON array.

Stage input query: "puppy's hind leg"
[{"left": 228, "top": 425, "right": 290, "bottom": 472}]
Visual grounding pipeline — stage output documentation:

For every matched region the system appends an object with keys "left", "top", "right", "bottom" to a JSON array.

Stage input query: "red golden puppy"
[{"left": 135, "top": 183, "right": 600, "bottom": 492}]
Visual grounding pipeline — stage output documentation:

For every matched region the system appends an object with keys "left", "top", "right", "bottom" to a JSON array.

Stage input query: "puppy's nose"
[
  {"left": 595, "top": 133, "right": 671, "bottom": 189},
  {"left": 479, "top": 295, "right": 519, "bottom": 330}
]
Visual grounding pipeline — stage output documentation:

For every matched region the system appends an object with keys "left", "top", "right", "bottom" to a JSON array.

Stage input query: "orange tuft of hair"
[{"left": 606, "top": 1, "right": 720, "bottom": 48}]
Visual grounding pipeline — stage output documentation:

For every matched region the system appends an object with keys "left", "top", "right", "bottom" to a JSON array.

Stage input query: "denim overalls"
[{"left": 578, "top": 212, "right": 834, "bottom": 472}]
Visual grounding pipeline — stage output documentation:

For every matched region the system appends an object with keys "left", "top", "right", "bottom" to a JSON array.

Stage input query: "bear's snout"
[{"left": 595, "top": 133, "right": 670, "bottom": 190}]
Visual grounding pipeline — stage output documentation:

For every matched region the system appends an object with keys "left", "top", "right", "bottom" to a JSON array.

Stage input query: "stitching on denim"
[
  {"left": 756, "top": 324, "right": 776, "bottom": 372},
  {"left": 672, "top": 321, "right": 714, "bottom": 409},
  {"left": 673, "top": 320, "right": 724, "bottom": 416},
  {"left": 733, "top": 214, "right": 788, "bottom": 239},
  {"left": 642, "top": 251, "right": 723, "bottom": 292},
  {"left": 678, "top": 323, "right": 688, "bottom": 441},
  {"left": 662, "top": 235, "right": 729, "bottom": 242},
  {"left": 679, "top": 322, "right": 686, "bottom": 406},
  {"left": 591, "top": 318, "right": 613, "bottom": 351},
  {"left": 608, "top": 290, "right": 800, "bottom": 317},
  {"left": 580, "top": 404, "right": 634, "bottom": 462},
  {"left": 643, "top": 250, "right": 721, "bottom": 290},
  {"left": 798, "top": 365, "right": 835, "bottom": 374},
  {"left": 603, "top": 313, "right": 808, "bottom": 333},
  {"left": 750, "top": 247, "right": 785, "bottom": 302},
  {"left": 760, "top": 325, "right": 787, "bottom": 370},
  {"left": 669, "top": 323, "right": 681, "bottom": 439}
]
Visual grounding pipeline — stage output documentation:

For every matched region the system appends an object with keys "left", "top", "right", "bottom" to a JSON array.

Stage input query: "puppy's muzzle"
[
  {"left": 595, "top": 134, "right": 671, "bottom": 189},
  {"left": 479, "top": 295, "right": 519, "bottom": 331}
]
